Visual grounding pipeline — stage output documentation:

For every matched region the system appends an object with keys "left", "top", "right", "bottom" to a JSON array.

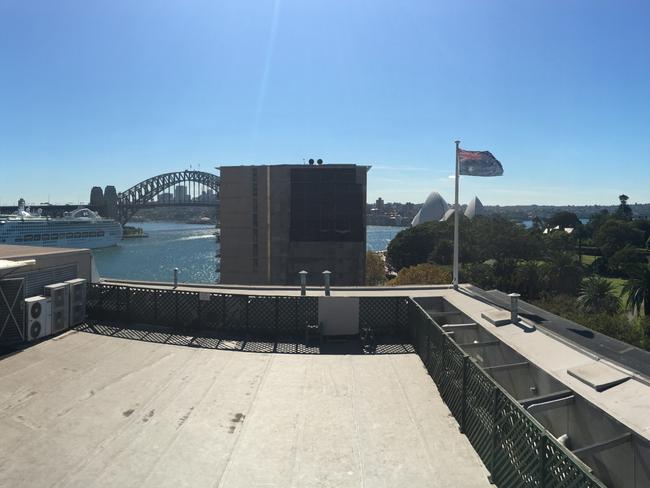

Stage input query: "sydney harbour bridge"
[{"left": 0, "top": 171, "right": 220, "bottom": 226}]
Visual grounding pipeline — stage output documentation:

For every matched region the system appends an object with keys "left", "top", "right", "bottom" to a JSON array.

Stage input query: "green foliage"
[
  {"left": 546, "top": 211, "right": 580, "bottom": 229},
  {"left": 541, "top": 231, "right": 575, "bottom": 255},
  {"left": 632, "top": 218, "right": 650, "bottom": 243},
  {"left": 428, "top": 239, "right": 454, "bottom": 265},
  {"left": 593, "top": 220, "right": 644, "bottom": 258},
  {"left": 365, "top": 251, "right": 386, "bottom": 286},
  {"left": 577, "top": 276, "right": 620, "bottom": 314},
  {"left": 589, "top": 256, "right": 609, "bottom": 276},
  {"left": 532, "top": 294, "right": 647, "bottom": 350},
  {"left": 460, "top": 260, "right": 543, "bottom": 299},
  {"left": 387, "top": 263, "right": 451, "bottom": 286},
  {"left": 460, "top": 262, "right": 496, "bottom": 290},
  {"left": 583, "top": 209, "right": 610, "bottom": 239},
  {"left": 387, "top": 215, "right": 542, "bottom": 271},
  {"left": 387, "top": 221, "right": 450, "bottom": 271},
  {"left": 608, "top": 245, "right": 646, "bottom": 276},
  {"left": 622, "top": 265, "right": 650, "bottom": 316},
  {"left": 540, "top": 252, "right": 584, "bottom": 296},
  {"left": 615, "top": 194, "right": 633, "bottom": 221}
]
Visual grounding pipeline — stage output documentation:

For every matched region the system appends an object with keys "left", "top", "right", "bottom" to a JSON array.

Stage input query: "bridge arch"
[{"left": 116, "top": 170, "right": 220, "bottom": 225}]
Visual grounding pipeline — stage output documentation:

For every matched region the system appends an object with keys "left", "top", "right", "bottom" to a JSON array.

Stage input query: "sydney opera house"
[{"left": 411, "top": 191, "right": 484, "bottom": 226}]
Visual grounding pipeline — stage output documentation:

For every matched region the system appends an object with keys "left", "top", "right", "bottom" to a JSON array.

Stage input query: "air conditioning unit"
[
  {"left": 24, "top": 296, "right": 51, "bottom": 341},
  {"left": 44, "top": 283, "right": 69, "bottom": 333},
  {"left": 64, "top": 278, "right": 87, "bottom": 326}
]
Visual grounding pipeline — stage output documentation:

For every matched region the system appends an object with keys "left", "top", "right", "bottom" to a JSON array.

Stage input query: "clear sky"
[{"left": 1, "top": 0, "right": 649, "bottom": 207}]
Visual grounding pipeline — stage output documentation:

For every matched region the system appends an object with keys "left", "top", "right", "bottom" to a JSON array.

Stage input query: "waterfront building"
[
  {"left": 411, "top": 191, "right": 449, "bottom": 226},
  {"left": 465, "top": 196, "right": 484, "bottom": 219},
  {"left": 219, "top": 163, "right": 368, "bottom": 286}
]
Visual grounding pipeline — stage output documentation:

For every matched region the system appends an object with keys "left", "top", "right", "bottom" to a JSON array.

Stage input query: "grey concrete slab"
[
  {"left": 568, "top": 361, "right": 631, "bottom": 392},
  {"left": 480, "top": 310, "right": 511, "bottom": 326},
  {"left": 0, "top": 331, "right": 489, "bottom": 488}
]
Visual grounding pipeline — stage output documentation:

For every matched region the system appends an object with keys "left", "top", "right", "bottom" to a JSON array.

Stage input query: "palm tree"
[
  {"left": 577, "top": 276, "right": 619, "bottom": 315},
  {"left": 622, "top": 265, "right": 650, "bottom": 316},
  {"left": 542, "top": 252, "right": 583, "bottom": 295}
]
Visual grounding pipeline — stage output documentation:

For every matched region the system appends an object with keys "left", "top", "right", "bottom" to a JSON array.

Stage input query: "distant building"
[
  {"left": 195, "top": 190, "right": 218, "bottom": 203},
  {"left": 441, "top": 208, "right": 455, "bottom": 222},
  {"left": 158, "top": 192, "right": 173, "bottom": 203},
  {"left": 375, "top": 197, "right": 384, "bottom": 210},
  {"left": 173, "top": 186, "right": 189, "bottom": 203},
  {"left": 219, "top": 164, "right": 369, "bottom": 286}
]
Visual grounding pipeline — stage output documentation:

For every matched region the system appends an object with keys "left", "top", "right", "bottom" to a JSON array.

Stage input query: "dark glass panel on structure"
[{"left": 290, "top": 167, "right": 364, "bottom": 242}]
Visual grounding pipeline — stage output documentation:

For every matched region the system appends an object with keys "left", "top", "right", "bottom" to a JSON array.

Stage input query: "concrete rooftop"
[
  {"left": 0, "top": 244, "right": 88, "bottom": 259},
  {"left": 0, "top": 331, "right": 489, "bottom": 488}
]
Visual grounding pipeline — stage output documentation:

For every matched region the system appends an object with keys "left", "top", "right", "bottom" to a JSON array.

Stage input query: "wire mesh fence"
[
  {"left": 85, "top": 283, "right": 605, "bottom": 487},
  {"left": 87, "top": 283, "right": 318, "bottom": 336},
  {"left": 407, "top": 299, "right": 606, "bottom": 488}
]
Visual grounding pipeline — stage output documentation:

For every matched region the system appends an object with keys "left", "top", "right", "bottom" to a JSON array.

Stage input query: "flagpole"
[{"left": 453, "top": 140, "right": 460, "bottom": 289}]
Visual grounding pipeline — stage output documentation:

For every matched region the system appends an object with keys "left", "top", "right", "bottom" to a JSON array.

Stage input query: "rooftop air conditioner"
[
  {"left": 44, "top": 283, "right": 69, "bottom": 334},
  {"left": 64, "top": 278, "right": 87, "bottom": 326},
  {"left": 24, "top": 296, "right": 51, "bottom": 341}
]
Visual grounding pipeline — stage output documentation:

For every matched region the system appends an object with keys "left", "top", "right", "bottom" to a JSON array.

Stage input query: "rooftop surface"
[
  {"left": 97, "top": 279, "right": 650, "bottom": 442},
  {"left": 0, "top": 330, "right": 489, "bottom": 488},
  {"left": 0, "top": 244, "right": 89, "bottom": 259}
]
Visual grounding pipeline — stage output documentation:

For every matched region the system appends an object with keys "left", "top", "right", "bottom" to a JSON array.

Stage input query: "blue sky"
[{"left": 1, "top": 0, "right": 649, "bottom": 207}]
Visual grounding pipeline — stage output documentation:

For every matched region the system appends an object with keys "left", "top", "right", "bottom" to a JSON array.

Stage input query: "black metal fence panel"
[
  {"left": 407, "top": 299, "right": 605, "bottom": 488},
  {"left": 359, "top": 297, "right": 408, "bottom": 336},
  {"left": 85, "top": 283, "right": 604, "bottom": 487},
  {"left": 87, "top": 283, "right": 318, "bottom": 336}
]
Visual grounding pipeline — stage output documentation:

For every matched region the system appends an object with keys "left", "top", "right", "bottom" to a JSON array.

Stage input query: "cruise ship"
[{"left": 0, "top": 199, "right": 122, "bottom": 249}]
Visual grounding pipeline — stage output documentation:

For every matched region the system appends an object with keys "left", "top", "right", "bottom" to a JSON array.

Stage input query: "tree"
[
  {"left": 531, "top": 216, "right": 545, "bottom": 233},
  {"left": 365, "top": 251, "right": 386, "bottom": 286},
  {"left": 615, "top": 194, "right": 633, "bottom": 221},
  {"left": 511, "top": 261, "right": 543, "bottom": 299},
  {"left": 546, "top": 211, "right": 580, "bottom": 230},
  {"left": 542, "top": 231, "right": 576, "bottom": 255},
  {"left": 577, "top": 276, "right": 620, "bottom": 315},
  {"left": 386, "top": 215, "right": 542, "bottom": 271},
  {"left": 622, "top": 265, "right": 650, "bottom": 316},
  {"left": 460, "top": 262, "right": 496, "bottom": 290},
  {"left": 541, "top": 252, "right": 584, "bottom": 296},
  {"left": 593, "top": 220, "right": 644, "bottom": 258},
  {"left": 428, "top": 240, "right": 454, "bottom": 265},
  {"left": 387, "top": 221, "right": 448, "bottom": 271},
  {"left": 632, "top": 218, "right": 650, "bottom": 243},
  {"left": 583, "top": 209, "right": 610, "bottom": 240},
  {"left": 387, "top": 263, "right": 451, "bottom": 286},
  {"left": 608, "top": 245, "right": 646, "bottom": 277}
]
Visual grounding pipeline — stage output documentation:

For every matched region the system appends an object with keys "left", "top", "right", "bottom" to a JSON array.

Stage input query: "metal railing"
[
  {"left": 87, "top": 283, "right": 318, "bottom": 335},
  {"left": 85, "top": 283, "right": 605, "bottom": 487},
  {"left": 408, "top": 299, "right": 606, "bottom": 488}
]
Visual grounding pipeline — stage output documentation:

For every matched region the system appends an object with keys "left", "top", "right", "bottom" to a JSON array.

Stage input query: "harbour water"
[{"left": 92, "top": 222, "right": 404, "bottom": 284}]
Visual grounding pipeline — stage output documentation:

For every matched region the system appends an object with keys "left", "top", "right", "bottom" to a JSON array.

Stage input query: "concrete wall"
[{"left": 0, "top": 245, "right": 92, "bottom": 294}]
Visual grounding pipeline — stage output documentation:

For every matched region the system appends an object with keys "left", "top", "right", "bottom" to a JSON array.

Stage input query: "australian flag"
[{"left": 458, "top": 148, "right": 503, "bottom": 176}]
